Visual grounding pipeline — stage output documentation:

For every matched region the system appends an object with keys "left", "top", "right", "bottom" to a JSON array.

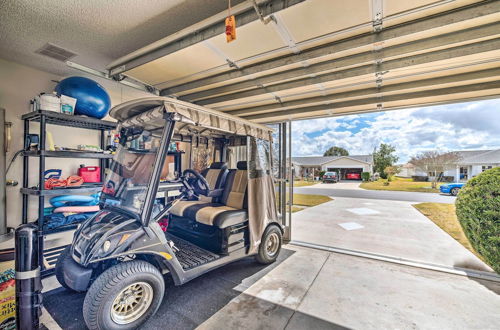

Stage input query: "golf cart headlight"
[{"left": 103, "top": 240, "right": 111, "bottom": 252}]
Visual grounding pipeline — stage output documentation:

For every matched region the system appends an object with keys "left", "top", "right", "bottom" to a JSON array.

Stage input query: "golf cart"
[{"left": 55, "top": 97, "right": 284, "bottom": 329}]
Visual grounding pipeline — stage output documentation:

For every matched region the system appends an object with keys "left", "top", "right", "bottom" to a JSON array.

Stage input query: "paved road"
[{"left": 294, "top": 185, "right": 456, "bottom": 204}]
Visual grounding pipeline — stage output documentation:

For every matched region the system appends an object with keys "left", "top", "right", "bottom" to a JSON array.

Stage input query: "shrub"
[
  {"left": 361, "top": 172, "right": 370, "bottom": 182},
  {"left": 455, "top": 168, "right": 500, "bottom": 273},
  {"left": 319, "top": 171, "right": 326, "bottom": 178},
  {"left": 412, "top": 175, "right": 428, "bottom": 182}
]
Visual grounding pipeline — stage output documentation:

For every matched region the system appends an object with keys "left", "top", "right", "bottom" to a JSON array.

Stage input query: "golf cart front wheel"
[
  {"left": 256, "top": 225, "right": 282, "bottom": 264},
  {"left": 83, "top": 260, "right": 164, "bottom": 330}
]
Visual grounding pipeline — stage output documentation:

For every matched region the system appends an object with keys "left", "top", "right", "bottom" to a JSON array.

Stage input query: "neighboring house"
[
  {"left": 292, "top": 155, "right": 373, "bottom": 179},
  {"left": 412, "top": 149, "right": 500, "bottom": 182},
  {"left": 397, "top": 162, "right": 416, "bottom": 178}
]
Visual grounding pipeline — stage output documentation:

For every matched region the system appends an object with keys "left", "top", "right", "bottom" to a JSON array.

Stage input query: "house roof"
[
  {"left": 456, "top": 150, "right": 493, "bottom": 159},
  {"left": 407, "top": 149, "right": 500, "bottom": 167},
  {"left": 292, "top": 155, "right": 373, "bottom": 166},
  {"left": 460, "top": 149, "right": 500, "bottom": 165}
]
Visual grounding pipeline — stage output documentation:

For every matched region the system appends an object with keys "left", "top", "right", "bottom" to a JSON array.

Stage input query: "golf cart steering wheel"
[{"left": 182, "top": 169, "right": 210, "bottom": 196}]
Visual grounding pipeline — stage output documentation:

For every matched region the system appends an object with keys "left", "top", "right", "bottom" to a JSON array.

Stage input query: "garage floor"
[
  {"left": 41, "top": 249, "right": 295, "bottom": 329},
  {"left": 292, "top": 197, "right": 492, "bottom": 272}
]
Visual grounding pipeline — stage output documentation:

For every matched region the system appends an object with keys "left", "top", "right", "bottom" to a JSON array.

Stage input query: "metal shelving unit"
[
  {"left": 21, "top": 110, "right": 117, "bottom": 275},
  {"left": 20, "top": 183, "right": 104, "bottom": 196},
  {"left": 23, "top": 150, "right": 114, "bottom": 159}
]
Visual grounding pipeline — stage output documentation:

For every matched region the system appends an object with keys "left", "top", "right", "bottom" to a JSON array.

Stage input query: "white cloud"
[{"left": 291, "top": 99, "right": 500, "bottom": 162}]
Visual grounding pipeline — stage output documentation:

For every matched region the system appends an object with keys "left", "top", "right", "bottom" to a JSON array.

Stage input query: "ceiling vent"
[{"left": 35, "top": 43, "right": 77, "bottom": 62}]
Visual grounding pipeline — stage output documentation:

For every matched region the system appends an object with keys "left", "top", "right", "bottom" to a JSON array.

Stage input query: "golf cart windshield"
[{"left": 100, "top": 125, "right": 164, "bottom": 215}]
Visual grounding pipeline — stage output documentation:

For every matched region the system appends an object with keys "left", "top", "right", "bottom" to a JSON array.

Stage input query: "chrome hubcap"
[
  {"left": 266, "top": 232, "right": 280, "bottom": 257},
  {"left": 111, "top": 282, "right": 153, "bottom": 325}
]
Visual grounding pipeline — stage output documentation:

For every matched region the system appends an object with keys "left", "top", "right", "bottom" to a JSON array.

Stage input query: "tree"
[
  {"left": 323, "top": 146, "right": 349, "bottom": 157},
  {"left": 384, "top": 165, "right": 401, "bottom": 182},
  {"left": 409, "top": 151, "right": 461, "bottom": 188},
  {"left": 373, "top": 143, "right": 398, "bottom": 179}
]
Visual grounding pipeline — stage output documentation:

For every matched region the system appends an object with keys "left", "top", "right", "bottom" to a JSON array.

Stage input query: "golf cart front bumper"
[{"left": 63, "top": 254, "right": 93, "bottom": 291}]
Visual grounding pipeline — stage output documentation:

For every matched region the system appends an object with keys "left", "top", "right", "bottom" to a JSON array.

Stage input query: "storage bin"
[{"left": 78, "top": 166, "right": 101, "bottom": 183}]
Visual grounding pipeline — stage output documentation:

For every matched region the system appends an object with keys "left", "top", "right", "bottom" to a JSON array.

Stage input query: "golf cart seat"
[
  {"left": 168, "top": 161, "right": 249, "bottom": 254},
  {"left": 169, "top": 162, "right": 228, "bottom": 217},
  {"left": 184, "top": 161, "right": 248, "bottom": 227}
]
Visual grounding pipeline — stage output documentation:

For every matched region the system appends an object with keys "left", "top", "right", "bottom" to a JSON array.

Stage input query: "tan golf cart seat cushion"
[
  {"left": 169, "top": 162, "right": 228, "bottom": 217},
  {"left": 183, "top": 161, "right": 248, "bottom": 227}
]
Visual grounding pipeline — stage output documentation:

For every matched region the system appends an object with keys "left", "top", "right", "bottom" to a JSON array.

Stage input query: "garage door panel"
[{"left": 279, "top": 0, "right": 372, "bottom": 43}]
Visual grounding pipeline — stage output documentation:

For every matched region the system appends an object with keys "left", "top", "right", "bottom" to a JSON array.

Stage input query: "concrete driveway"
[
  {"left": 292, "top": 197, "right": 491, "bottom": 272},
  {"left": 199, "top": 245, "right": 500, "bottom": 330},
  {"left": 295, "top": 182, "right": 456, "bottom": 204}
]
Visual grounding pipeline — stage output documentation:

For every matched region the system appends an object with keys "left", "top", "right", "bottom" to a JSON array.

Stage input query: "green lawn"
[
  {"left": 292, "top": 193, "right": 332, "bottom": 206},
  {"left": 413, "top": 203, "right": 479, "bottom": 258},
  {"left": 282, "top": 193, "right": 332, "bottom": 213},
  {"left": 360, "top": 177, "right": 442, "bottom": 193}
]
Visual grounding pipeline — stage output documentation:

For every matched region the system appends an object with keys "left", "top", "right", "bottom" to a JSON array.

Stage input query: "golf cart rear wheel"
[
  {"left": 55, "top": 246, "right": 76, "bottom": 291},
  {"left": 256, "top": 225, "right": 282, "bottom": 264},
  {"left": 451, "top": 187, "right": 460, "bottom": 196},
  {"left": 83, "top": 260, "right": 164, "bottom": 330}
]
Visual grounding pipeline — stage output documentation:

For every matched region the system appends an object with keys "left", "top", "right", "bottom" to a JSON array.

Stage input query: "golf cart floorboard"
[{"left": 165, "top": 233, "right": 220, "bottom": 270}]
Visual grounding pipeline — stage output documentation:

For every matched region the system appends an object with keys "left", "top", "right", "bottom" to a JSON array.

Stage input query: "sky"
[{"left": 291, "top": 98, "right": 500, "bottom": 163}]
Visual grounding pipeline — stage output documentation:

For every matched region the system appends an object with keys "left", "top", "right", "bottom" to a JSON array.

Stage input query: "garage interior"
[
  {"left": 1, "top": 0, "right": 499, "bottom": 329},
  {"left": 327, "top": 168, "right": 363, "bottom": 180}
]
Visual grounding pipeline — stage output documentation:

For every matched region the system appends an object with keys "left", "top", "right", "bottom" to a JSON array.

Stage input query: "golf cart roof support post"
[
  {"left": 107, "top": 0, "right": 306, "bottom": 77},
  {"left": 141, "top": 115, "right": 176, "bottom": 226},
  {"left": 160, "top": 0, "right": 500, "bottom": 96}
]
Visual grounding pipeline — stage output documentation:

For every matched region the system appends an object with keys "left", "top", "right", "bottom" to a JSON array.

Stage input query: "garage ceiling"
[
  {"left": 0, "top": 0, "right": 247, "bottom": 76},
  {"left": 108, "top": 0, "right": 500, "bottom": 123}
]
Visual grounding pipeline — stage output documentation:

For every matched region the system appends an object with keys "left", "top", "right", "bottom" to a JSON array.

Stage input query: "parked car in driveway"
[
  {"left": 346, "top": 172, "right": 361, "bottom": 180},
  {"left": 322, "top": 171, "right": 339, "bottom": 183},
  {"left": 440, "top": 182, "right": 465, "bottom": 196}
]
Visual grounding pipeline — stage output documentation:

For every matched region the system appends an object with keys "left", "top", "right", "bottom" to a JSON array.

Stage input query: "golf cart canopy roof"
[{"left": 110, "top": 97, "right": 273, "bottom": 141}]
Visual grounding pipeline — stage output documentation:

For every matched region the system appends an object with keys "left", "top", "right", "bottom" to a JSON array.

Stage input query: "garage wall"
[{"left": 0, "top": 57, "right": 150, "bottom": 228}]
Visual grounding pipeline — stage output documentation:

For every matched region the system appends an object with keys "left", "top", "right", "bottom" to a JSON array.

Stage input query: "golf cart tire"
[
  {"left": 255, "top": 224, "right": 282, "bottom": 264},
  {"left": 83, "top": 260, "right": 165, "bottom": 330},
  {"left": 55, "top": 246, "right": 76, "bottom": 291},
  {"left": 451, "top": 188, "right": 460, "bottom": 196}
]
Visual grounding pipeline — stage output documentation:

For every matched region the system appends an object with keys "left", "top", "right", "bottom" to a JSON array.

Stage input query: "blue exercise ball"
[{"left": 55, "top": 76, "right": 111, "bottom": 119}]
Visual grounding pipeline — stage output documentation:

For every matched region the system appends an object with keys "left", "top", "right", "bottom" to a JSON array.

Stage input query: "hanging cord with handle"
[{"left": 225, "top": 0, "right": 237, "bottom": 42}]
